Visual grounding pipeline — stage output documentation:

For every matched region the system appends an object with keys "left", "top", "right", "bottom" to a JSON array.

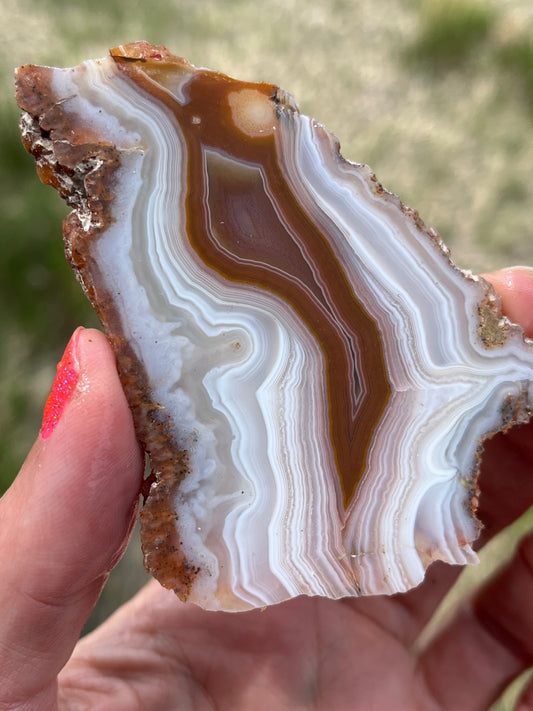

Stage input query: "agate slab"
[{"left": 15, "top": 42, "right": 533, "bottom": 611}]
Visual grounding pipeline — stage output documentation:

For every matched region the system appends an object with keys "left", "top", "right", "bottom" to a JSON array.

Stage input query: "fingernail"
[
  {"left": 494, "top": 266, "right": 533, "bottom": 288},
  {"left": 40, "top": 328, "right": 83, "bottom": 440}
]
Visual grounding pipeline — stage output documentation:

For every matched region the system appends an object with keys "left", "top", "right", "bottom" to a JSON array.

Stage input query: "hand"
[{"left": 2, "top": 268, "right": 533, "bottom": 711}]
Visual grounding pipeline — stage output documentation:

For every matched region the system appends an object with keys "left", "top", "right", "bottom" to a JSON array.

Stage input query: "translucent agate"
[{"left": 15, "top": 42, "right": 533, "bottom": 611}]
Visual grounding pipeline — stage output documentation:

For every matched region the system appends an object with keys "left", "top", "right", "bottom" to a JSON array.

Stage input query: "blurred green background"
[{"left": 1, "top": 0, "right": 533, "bottom": 707}]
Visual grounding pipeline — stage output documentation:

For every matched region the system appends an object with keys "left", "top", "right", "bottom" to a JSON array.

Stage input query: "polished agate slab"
[{"left": 16, "top": 42, "right": 533, "bottom": 611}]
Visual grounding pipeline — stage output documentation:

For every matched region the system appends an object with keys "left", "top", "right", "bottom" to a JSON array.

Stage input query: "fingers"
[
  {"left": 482, "top": 266, "right": 533, "bottom": 338},
  {"left": 0, "top": 328, "right": 144, "bottom": 709},
  {"left": 58, "top": 581, "right": 183, "bottom": 708},
  {"left": 416, "top": 529, "right": 533, "bottom": 710}
]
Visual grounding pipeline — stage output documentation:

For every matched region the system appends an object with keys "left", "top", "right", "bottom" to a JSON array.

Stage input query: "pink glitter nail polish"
[{"left": 40, "top": 329, "right": 82, "bottom": 440}]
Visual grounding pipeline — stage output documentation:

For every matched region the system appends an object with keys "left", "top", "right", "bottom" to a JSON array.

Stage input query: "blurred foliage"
[
  {"left": 405, "top": 0, "right": 533, "bottom": 121},
  {"left": 404, "top": 0, "right": 496, "bottom": 69},
  {"left": 497, "top": 34, "right": 533, "bottom": 113}
]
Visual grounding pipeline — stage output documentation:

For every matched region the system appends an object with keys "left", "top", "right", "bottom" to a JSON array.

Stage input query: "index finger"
[{"left": 482, "top": 267, "right": 533, "bottom": 339}]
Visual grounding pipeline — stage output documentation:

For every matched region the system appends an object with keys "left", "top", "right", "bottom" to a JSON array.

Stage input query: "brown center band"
[{"left": 112, "top": 46, "right": 391, "bottom": 507}]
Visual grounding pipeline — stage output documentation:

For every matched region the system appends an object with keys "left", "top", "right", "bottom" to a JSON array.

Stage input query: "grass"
[
  {"left": 405, "top": 0, "right": 496, "bottom": 69},
  {"left": 1, "top": 0, "right": 533, "bottom": 705},
  {"left": 497, "top": 34, "right": 533, "bottom": 113}
]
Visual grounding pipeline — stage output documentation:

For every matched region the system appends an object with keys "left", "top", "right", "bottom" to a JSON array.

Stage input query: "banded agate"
[{"left": 16, "top": 42, "right": 533, "bottom": 611}]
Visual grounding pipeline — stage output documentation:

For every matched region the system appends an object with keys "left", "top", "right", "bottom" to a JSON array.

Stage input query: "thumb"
[
  {"left": 482, "top": 266, "right": 533, "bottom": 338},
  {"left": 0, "top": 327, "right": 144, "bottom": 709}
]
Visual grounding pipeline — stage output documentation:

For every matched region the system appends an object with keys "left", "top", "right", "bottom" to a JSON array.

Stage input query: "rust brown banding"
[{"left": 15, "top": 60, "right": 196, "bottom": 601}]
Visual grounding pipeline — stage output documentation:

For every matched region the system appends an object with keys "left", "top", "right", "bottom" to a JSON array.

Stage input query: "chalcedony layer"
[{"left": 16, "top": 42, "right": 533, "bottom": 611}]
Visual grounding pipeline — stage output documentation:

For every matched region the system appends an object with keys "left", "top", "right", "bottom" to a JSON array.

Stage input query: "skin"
[{"left": 1, "top": 267, "right": 533, "bottom": 711}]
